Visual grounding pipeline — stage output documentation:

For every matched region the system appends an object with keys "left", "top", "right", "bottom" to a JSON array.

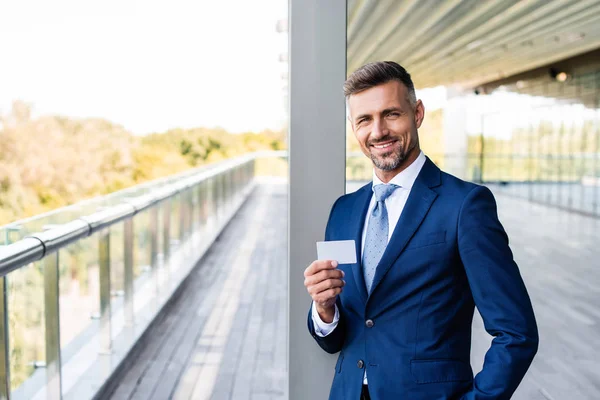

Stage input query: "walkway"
[{"left": 108, "top": 183, "right": 287, "bottom": 400}]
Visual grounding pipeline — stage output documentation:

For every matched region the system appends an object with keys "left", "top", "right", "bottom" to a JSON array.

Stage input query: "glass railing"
[
  {"left": 0, "top": 152, "right": 289, "bottom": 400},
  {"left": 0, "top": 154, "right": 241, "bottom": 245}
]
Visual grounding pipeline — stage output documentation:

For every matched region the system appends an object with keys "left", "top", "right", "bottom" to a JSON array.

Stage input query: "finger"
[
  {"left": 304, "top": 259, "right": 338, "bottom": 277},
  {"left": 305, "top": 268, "right": 345, "bottom": 286},
  {"left": 310, "top": 278, "right": 345, "bottom": 296},
  {"left": 314, "top": 287, "right": 343, "bottom": 303},
  {"left": 305, "top": 270, "right": 343, "bottom": 289}
]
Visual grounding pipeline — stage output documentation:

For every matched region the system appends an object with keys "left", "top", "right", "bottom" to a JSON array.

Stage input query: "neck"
[{"left": 374, "top": 147, "right": 421, "bottom": 184}]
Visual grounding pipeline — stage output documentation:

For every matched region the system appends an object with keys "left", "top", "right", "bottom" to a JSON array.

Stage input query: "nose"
[{"left": 371, "top": 117, "right": 387, "bottom": 139}]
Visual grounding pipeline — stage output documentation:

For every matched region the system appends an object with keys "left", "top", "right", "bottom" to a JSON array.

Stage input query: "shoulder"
[
  {"left": 438, "top": 169, "right": 491, "bottom": 202},
  {"left": 435, "top": 170, "right": 498, "bottom": 224}
]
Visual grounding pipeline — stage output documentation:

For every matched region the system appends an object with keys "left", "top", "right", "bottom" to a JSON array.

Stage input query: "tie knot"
[{"left": 373, "top": 184, "right": 399, "bottom": 202}]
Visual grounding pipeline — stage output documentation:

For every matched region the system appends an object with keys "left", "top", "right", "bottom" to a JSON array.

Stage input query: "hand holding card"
[{"left": 304, "top": 240, "right": 354, "bottom": 323}]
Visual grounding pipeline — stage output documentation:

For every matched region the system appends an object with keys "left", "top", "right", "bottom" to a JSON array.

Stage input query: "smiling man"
[{"left": 303, "top": 61, "right": 539, "bottom": 400}]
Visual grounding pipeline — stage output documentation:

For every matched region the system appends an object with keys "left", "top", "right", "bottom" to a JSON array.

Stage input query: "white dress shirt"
[{"left": 311, "top": 151, "right": 427, "bottom": 384}]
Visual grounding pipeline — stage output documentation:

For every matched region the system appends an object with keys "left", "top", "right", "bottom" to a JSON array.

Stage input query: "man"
[{"left": 304, "top": 61, "right": 538, "bottom": 400}]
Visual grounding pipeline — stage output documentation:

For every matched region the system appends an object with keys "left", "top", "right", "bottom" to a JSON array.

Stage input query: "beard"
[
  {"left": 370, "top": 148, "right": 405, "bottom": 171},
  {"left": 369, "top": 136, "right": 416, "bottom": 171}
]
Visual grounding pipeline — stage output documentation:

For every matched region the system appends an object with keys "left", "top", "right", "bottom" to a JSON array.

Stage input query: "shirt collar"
[{"left": 372, "top": 151, "right": 426, "bottom": 190}]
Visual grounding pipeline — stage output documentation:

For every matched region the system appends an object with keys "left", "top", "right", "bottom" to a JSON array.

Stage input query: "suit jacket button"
[
  {"left": 357, "top": 360, "right": 364, "bottom": 369},
  {"left": 365, "top": 319, "right": 374, "bottom": 328}
]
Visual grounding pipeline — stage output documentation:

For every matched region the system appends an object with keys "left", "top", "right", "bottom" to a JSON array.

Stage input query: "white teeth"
[{"left": 373, "top": 142, "right": 393, "bottom": 149}]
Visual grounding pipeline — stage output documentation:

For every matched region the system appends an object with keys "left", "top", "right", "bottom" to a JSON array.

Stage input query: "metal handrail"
[
  {"left": 0, "top": 154, "right": 256, "bottom": 278},
  {"left": 0, "top": 150, "right": 231, "bottom": 233}
]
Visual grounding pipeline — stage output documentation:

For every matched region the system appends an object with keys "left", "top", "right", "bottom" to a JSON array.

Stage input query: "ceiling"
[{"left": 346, "top": 0, "right": 600, "bottom": 89}]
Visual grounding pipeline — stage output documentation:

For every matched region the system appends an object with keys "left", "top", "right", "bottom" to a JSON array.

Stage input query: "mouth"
[{"left": 370, "top": 140, "right": 398, "bottom": 152}]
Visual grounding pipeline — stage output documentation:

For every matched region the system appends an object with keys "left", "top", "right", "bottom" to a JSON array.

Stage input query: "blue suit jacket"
[{"left": 308, "top": 158, "right": 538, "bottom": 400}]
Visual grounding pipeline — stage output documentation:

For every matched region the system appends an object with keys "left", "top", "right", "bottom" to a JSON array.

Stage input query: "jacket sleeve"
[
  {"left": 306, "top": 196, "right": 346, "bottom": 354},
  {"left": 458, "top": 186, "right": 539, "bottom": 400},
  {"left": 307, "top": 297, "right": 346, "bottom": 354}
]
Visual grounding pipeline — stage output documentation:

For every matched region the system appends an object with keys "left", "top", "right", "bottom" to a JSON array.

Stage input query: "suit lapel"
[
  {"left": 349, "top": 184, "right": 372, "bottom": 304},
  {"left": 368, "top": 158, "right": 441, "bottom": 297}
]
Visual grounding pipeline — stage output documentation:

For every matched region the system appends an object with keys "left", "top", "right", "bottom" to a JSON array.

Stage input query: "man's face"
[{"left": 348, "top": 80, "right": 424, "bottom": 176}]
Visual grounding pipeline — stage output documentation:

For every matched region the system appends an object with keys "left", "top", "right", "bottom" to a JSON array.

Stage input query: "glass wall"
[{"left": 476, "top": 68, "right": 600, "bottom": 216}]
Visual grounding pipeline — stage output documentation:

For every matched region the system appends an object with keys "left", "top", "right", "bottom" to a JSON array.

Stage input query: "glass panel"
[
  {"left": 130, "top": 209, "right": 154, "bottom": 320},
  {"left": 170, "top": 195, "right": 181, "bottom": 256},
  {"left": 109, "top": 223, "right": 125, "bottom": 337},
  {"left": 59, "top": 235, "right": 100, "bottom": 397},
  {"left": 480, "top": 68, "right": 600, "bottom": 216},
  {"left": 8, "top": 262, "right": 46, "bottom": 399},
  {"left": 133, "top": 211, "right": 151, "bottom": 283}
]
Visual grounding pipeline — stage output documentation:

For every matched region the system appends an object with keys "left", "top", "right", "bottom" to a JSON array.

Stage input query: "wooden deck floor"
[
  {"left": 106, "top": 182, "right": 599, "bottom": 400},
  {"left": 107, "top": 183, "right": 287, "bottom": 400}
]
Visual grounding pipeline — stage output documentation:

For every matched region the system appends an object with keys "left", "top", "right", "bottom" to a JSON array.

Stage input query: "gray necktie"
[{"left": 363, "top": 184, "right": 399, "bottom": 293}]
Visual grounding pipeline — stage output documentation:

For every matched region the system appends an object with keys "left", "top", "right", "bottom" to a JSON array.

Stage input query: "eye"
[{"left": 386, "top": 112, "right": 400, "bottom": 118}]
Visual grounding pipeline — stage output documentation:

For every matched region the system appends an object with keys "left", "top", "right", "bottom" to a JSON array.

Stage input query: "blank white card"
[{"left": 316, "top": 240, "right": 357, "bottom": 264}]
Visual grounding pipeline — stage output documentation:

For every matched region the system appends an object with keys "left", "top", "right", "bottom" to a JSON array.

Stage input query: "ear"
[{"left": 414, "top": 99, "right": 425, "bottom": 129}]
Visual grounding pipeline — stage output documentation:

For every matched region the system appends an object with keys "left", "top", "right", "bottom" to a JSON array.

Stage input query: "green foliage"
[{"left": 0, "top": 101, "right": 286, "bottom": 226}]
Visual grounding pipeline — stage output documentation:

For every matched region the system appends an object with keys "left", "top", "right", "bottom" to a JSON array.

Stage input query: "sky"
[{"left": 0, "top": 0, "right": 288, "bottom": 134}]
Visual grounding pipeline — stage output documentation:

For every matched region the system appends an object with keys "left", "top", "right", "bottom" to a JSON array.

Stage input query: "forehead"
[{"left": 348, "top": 80, "right": 410, "bottom": 117}]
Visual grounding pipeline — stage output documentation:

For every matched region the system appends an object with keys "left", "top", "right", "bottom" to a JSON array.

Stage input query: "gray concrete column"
[{"left": 288, "top": 1, "right": 347, "bottom": 399}]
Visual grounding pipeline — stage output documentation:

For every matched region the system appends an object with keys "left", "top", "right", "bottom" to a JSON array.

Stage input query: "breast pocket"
[{"left": 406, "top": 230, "right": 446, "bottom": 250}]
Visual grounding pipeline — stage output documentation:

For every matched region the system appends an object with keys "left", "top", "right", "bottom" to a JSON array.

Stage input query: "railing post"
[
  {"left": 212, "top": 177, "right": 219, "bottom": 222},
  {"left": 240, "top": 164, "right": 244, "bottom": 191},
  {"left": 185, "top": 190, "right": 191, "bottom": 239},
  {"left": 234, "top": 167, "right": 239, "bottom": 202},
  {"left": 162, "top": 199, "right": 171, "bottom": 265},
  {"left": 207, "top": 178, "right": 215, "bottom": 229},
  {"left": 149, "top": 206, "right": 159, "bottom": 296},
  {"left": 219, "top": 174, "right": 225, "bottom": 218},
  {"left": 238, "top": 166, "right": 242, "bottom": 195},
  {"left": 179, "top": 192, "right": 186, "bottom": 244},
  {"left": 0, "top": 274, "right": 10, "bottom": 400},
  {"left": 229, "top": 169, "right": 234, "bottom": 205},
  {"left": 191, "top": 187, "right": 198, "bottom": 233},
  {"left": 227, "top": 169, "right": 233, "bottom": 209},
  {"left": 198, "top": 184, "right": 205, "bottom": 232},
  {"left": 212, "top": 176, "right": 218, "bottom": 220},
  {"left": 221, "top": 173, "right": 227, "bottom": 214},
  {"left": 98, "top": 228, "right": 112, "bottom": 354},
  {"left": 123, "top": 219, "right": 134, "bottom": 327},
  {"left": 240, "top": 165, "right": 244, "bottom": 195},
  {"left": 220, "top": 174, "right": 225, "bottom": 217},
  {"left": 187, "top": 189, "right": 194, "bottom": 238},
  {"left": 44, "top": 248, "right": 62, "bottom": 400},
  {"left": 245, "top": 162, "right": 249, "bottom": 190}
]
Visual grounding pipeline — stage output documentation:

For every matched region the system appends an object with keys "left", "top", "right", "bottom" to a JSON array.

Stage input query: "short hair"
[{"left": 344, "top": 61, "right": 416, "bottom": 105}]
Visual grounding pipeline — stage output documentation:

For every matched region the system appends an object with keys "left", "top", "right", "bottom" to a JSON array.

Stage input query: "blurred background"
[{"left": 0, "top": 0, "right": 598, "bottom": 399}]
